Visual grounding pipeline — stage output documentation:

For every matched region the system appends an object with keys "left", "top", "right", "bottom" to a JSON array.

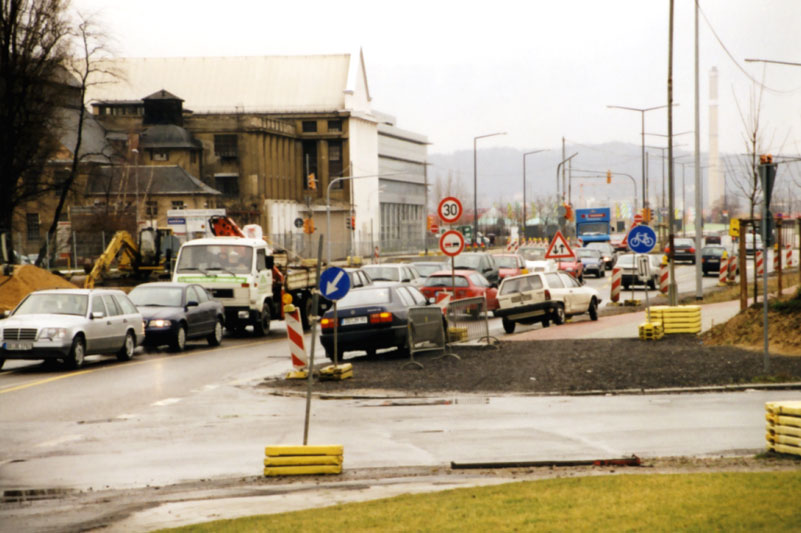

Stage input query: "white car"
[
  {"left": 517, "top": 246, "right": 557, "bottom": 273},
  {"left": 361, "top": 263, "right": 425, "bottom": 288},
  {"left": 540, "top": 271, "right": 601, "bottom": 323},
  {"left": 0, "top": 289, "right": 145, "bottom": 370}
]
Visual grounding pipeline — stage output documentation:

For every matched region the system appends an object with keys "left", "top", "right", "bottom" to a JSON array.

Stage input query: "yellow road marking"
[{"left": 0, "top": 338, "right": 275, "bottom": 395}]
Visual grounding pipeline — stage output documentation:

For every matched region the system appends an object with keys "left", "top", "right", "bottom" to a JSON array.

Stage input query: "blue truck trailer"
[{"left": 575, "top": 207, "right": 611, "bottom": 244}]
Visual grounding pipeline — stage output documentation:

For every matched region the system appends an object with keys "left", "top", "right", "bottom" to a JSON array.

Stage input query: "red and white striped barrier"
[
  {"left": 610, "top": 266, "right": 621, "bottom": 303},
  {"left": 787, "top": 243, "right": 793, "bottom": 268},
  {"left": 718, "top": 258, "right": 728, "bottom": 285},
  {"left": 285, "top": 303, "right": 307, "bottom": 372},
  {"left": 505, "top": 239, "right": 520, "bottom": 252},
  {"left": 756, "top": 250, "right": 764, "bottom": 276},
  {"left": 659, "top": 263, "right": 669, "bottom": 294},
  {"left": 774, "top": 248, "right": 779, "bottom": 270},
  {"left": 727, "top": 255, "right": 737, "bottom": 282}
]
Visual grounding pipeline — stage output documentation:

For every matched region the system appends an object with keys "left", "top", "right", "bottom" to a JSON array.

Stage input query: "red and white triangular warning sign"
[{"left": 544, "top": 230, "right": 575, "bottom": 259}]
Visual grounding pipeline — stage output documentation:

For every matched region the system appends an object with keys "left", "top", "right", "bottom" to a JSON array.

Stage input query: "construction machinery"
[{"left": 84, "top": 228, "right": 177, "bottom": 288}]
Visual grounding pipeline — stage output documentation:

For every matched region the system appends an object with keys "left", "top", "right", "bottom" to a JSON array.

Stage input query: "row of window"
[{"left": 302, "top": 119, "right": 342, "bottom": 133}]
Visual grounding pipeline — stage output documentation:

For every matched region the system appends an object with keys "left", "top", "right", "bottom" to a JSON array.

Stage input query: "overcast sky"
[{"left": 73, "top": 0, "right": 801, "bottom": 157}]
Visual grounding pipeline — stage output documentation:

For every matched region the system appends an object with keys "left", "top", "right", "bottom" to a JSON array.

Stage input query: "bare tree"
[{"left": 0, "top": 0, "right": 72, "bottom": 256}]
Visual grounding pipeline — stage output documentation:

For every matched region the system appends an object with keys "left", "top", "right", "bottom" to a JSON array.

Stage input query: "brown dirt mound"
[{"left": 0, "top": 264, "right": 77, "bottom": 312}]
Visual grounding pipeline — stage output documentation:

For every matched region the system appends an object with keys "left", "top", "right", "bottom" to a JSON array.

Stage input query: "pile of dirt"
[
  {"left": 263, "top": 335, "right": 801, "bottom": 395},
  {"left": 0, "top": 264, "right": 77, "bottom": 312},
  {"left": 703, "top": 288, "right": 801, "bottom": 355}
]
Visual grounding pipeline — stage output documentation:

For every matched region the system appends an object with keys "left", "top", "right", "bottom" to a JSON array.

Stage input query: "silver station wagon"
[{"left": 0, "top": 289, "right": 145, "bottom": 370}]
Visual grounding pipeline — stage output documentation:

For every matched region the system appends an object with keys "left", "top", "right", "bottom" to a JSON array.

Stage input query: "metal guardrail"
[
  {"left": 445, "top": 295, "right": 499, "bottom": 348},
  {"left": 404, "top": 306, "right": 458, "bottom": 369}
]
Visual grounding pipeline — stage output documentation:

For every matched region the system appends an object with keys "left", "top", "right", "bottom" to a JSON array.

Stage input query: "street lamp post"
[
  {"left": 474, "top": 132, "right": 506, "bottom": 245},
  {"left": 522, "top": 149, "right": 548, "bottom": 240},
  {"left": 607, "top": 104, "right": 676, "bottom": 215}
]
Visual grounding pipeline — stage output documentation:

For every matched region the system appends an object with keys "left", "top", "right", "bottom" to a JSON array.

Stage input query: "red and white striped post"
[
  {"left": 774, "top": 248, "right": 779, "bottom": 270},
  {"left": 659, "top": 263, "right": 669, "bottom": 294},
  {"left": 756, "top": 250, "right": 764, "bottom": 276},
  {"left": 718, "top": 258, "right": 728, "bottom": 286},
  {"left": 786, "top": 243, "right": 793, "bottom": 268},
  {"left": 283, "top": 295, "right": 307, "bottom": 378},
  {"left": 610, "top": 266, "right": 621, "bottom": 303},
  {"left": 727, "top": 255, "right": 737, "bottom": 282}
]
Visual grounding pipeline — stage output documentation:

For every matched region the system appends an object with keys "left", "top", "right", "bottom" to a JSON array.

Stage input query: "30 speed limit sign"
[{"left": 438, "top": 196, "right": 463, "bottom": 224}]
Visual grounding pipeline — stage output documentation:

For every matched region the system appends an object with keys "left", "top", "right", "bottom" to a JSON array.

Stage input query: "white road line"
[
  {"left": 36, "top": 434, "right": 83, "bottom": 448},
  {"left": 151, "top": 398, "right": 181, "bottom": 407}
]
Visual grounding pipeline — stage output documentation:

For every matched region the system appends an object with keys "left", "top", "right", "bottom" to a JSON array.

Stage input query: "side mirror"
[
  {"left": 91, "top": 311, "right": 104, "bottom": 320},
  {"left": 265, "top": 255, "right": 274, "bottom": 269},
  {"left": 186, "top": 300, "right": 199, "bottom": 308},
  {"left": 3, "top": 310, "right": 10, "bottom": 318}
]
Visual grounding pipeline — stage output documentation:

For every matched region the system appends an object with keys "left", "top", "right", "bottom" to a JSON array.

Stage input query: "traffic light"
[
  {"left": 426, "top": 214, "right": 434, "bottom": 231},
  {"left": 306, "top": 172, "right": 317, "bottom": 191},
  {"left": 606, "top": 170, "right": 612, "bottom": 184},
  {"left": 345, "top": 216, "right": 351, "bottom": 230},
  {"left": 345, "top": 215, "right": 355, "bottom": 230},
  {"left": 642, "top": 207, "right": 652, "bottom": 223},
  {"left": 759, "top": 154, "right": 773, "bottom": 164},
  {"left": 302, "top": 218, "right": 315, "bottom": 234},
  {"left": 564, "top": 204, "right": 573, "bottom": 221}
]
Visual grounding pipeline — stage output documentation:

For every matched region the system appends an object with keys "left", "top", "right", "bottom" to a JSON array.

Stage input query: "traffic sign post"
[
  {"left": 627, "top": 225, "right": 657, "bottom": 254},
  {"left": 439, "top": 230, "right": 465, "bottom": 257},
  {"left": 438, "top": 197, "right": 463, "bottom": 224},
  {"left": 544, "top": 230, "right": 575, "bottom": 259},
  {"left": 319, "top": 267, "right": 351, "bottom": 367}
]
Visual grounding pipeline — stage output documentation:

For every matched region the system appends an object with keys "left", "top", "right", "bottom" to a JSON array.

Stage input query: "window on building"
[
  {"left": 26, "top": 213, "right": 40, "bottom": 241},
  {"left": 214, "top": 135, "right": 238, "bottom": 159},
  {"left": 327, "top": 119, "right": 342, "bottom": 132},
  {"left": 171, "top": 200, "right": 185, "bottom": 210},
  {"left": 145, "top": 201, "right": 158, "bottom": 217},
  {"left": 214, "top": 174, "right": 239, "bottom": 196},
  {"left": 53, "top": 170, "right": 70, "bottom": 188},
  {"left": 151, "top": 150, "right": 169, "bottom": 161},
  {"left": 328, "top": 140, "right": 343, "bottom": 188},
  {"left": 302, "top": 120, "right": 317, "bottom": 133}
]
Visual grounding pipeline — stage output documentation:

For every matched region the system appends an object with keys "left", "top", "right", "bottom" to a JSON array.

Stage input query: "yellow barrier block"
[
  {"left": 265, "top": 444, "right": 344, "bottom": 456},
  {"left": 766, "top": 424, "right": 801, "bottom": 438},
  {"left": 448, "top": 327, "right": 467, "bottom": 342},
  {"left": 264, "top": 465, "right": 342, "bottom": 476},
  {"left": 265, "top": 455, "right": 342, "bottom": 467},
  {"left": 766, "top": 433, "right": 801, "bottom": 447},
  {"left": 285, "top": 369, "right": 308, "bottom": 380},
  {"left": 767, "top": 443, "right": 801, "bottom": 457},
  {"left": 765, "top": 413, "right": 801, "bottom": 428},
  {"left": 766, "top": 401, "right": 801, "bottom": 416},
  {"left": 319, "top": 363, "right": 353, "bottom": 375}
]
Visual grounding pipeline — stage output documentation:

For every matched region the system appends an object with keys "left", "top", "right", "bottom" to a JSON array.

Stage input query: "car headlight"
[
  {"left": 148, "top": 319, "right": 172, "bottom": 328},
  {"left": 40, "top": 327, "right": 68, "bottom": 340}
]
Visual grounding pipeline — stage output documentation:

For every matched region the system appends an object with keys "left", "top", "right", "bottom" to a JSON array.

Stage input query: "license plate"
[
  {"left": 5, "top": 341, "right": 33, "bottom": 351},
  {"left": 341, "top": 316, "right": 368, "bottom": 326}
]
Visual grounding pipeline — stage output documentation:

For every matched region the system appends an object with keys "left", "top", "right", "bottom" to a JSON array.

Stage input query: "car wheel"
[
  {"left": 300, "top": 295, "right": 314, "bottom": 331},
  {"left": 542, "top": 315, "right": 550, "bottom": 328},
  {"left": 365, "top": 348, "right": 377, "bottom": 358},
  {"left": 553, "top": 304, "right": 565, "bottom": 325},
  {"left": 117, "top": 331, "right": 135, "bottom": 361},
  {"left": 623, "top": 283, "right": 630, "bottom": 290},
  {"left": 207, "top": 318, "right": 224, "bottom": 346},
  {"left": 68, "top": 336, "right": 86, "bottom": 369},
  {"left": 0, "top": 357, "right": 5, "bottom": 370},
  {"left": 648, "top": 279, "right": 657, "bottom": 290},
  {"left": 691, "top": 258, "right": 696, "bottom": 265},
  {"left": 502, "top": 317, "right": 516, "bottom": 334},
  {"left": 253, "top": 304, "right": 271, "bottom": 336},
  {"left": 588, "top": 298, "right": 598, "bottom": 321},
  {"left": 600, "top": 268, "right": 605, "bottom": 278},
  {"left": 170, "top": 324, "right": 187, "bottom": 352}
]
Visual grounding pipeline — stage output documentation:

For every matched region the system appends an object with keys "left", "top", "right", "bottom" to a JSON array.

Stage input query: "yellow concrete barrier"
[
  {"left": 264, "top": 444, "right": 344, "bottom": 476},
  {"left": 638, "top": 321, "right": 664, "bottom": 341},
  {"left": 319, "top": 363, "right": 353, "bottom": 381},
  {"left": 765, "top": 401, "right": 801, "bottom": 457},
  {"left": 647, "top": 305, "right": 701, "bottom": 334}
]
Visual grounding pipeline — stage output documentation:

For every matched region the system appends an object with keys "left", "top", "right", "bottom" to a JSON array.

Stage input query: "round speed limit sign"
[{"left": 438, "top": 196, "right": 463, "bottom": 224}]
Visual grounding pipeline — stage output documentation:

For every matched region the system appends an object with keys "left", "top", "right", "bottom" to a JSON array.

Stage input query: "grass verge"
[{"left": 156, "top": 471, "right": 801, "bottom": 532}]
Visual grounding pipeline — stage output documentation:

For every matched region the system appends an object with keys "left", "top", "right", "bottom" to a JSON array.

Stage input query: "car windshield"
[
  {"left": 128, "top": 286, "right": 184, "bottom": 307},
  {"left": 586, "top": 243, "right": 612, "bottom": 253},
  {"left": 424, "top": 275, "right": 468, "bottom": 288},
  {"left": 337, "top": 287, "right": 392, "bottom": 307},
  {"left": 176, "top": 244, "right": 253, "bottom": 274},
  {"left": 14, "top": 293, "right": 88, "bottom": 316},
  {"left": 577, "top": 249, "right": 601, "bottom": 258},
  {"left": 453, "top": 254, "right": 482, "bottom": 269},
  {"left": 702, "top": 247, "right": 725, "bottom": 257},
  {"left": 520, "top": 248, "right": 545, "bottom": 261},
  {"left": 413, "top": 263, "right": 445, "bottom": 277},
  {"left": 674, "top": 239, "right": 694, "bottom": 247},
  {"left": 577, "top": 222, "right": 609, "bottom": 235},
  {"left": 493, "top": 256, "right": 519, "bottom": 268},
  {"left": 362, "top": 266, "right": 400, "bottom": 282},
  {"left": 616, "top": 254, "right": 636, "bottom": 267}
]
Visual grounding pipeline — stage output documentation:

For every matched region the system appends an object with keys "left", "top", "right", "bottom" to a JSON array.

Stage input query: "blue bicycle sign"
[{"left": 627, "top": 225, "right": 657, "bottom": 254}]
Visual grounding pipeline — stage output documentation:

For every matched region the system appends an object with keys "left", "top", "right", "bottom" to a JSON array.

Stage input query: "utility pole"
[
  {"left": 667, "top": 0, "right": 678, "bottom": 306},
  {"left": 694, "top": 0, "right": 703, "bottom": 300}
]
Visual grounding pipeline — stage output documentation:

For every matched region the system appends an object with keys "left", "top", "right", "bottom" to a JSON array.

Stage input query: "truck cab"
[{"left": 172, "top": 236, "right": 275, "bottom": 335}]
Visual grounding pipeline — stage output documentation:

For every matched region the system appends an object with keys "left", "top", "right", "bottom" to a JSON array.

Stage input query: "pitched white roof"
[{"left": 87, "top": 53, "right": 372, "bottom": 114}]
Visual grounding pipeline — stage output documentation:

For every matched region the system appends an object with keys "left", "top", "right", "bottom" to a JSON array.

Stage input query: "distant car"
[
  {"left": 491, "top": 253, "right": 527, "bottom": 279},
  {"left": 494, "top": 272, "right": 559, "bottom": 333},
  {"left": 744, "top": 233, "right": 763, "bottom": 256},
  {"left": 616, "top": 253, "right": 662, "bottom": 289},
  {"left": 576, "top": 248, "right": 605, "bottom": 278},
  {"left": 127, "top": 282, "right": 225, "bottom": 351},
  {"left": 362, "top": 263, "right": 425, "bottom": 288},
  {"left": 517, "top": 246, "right": 557, "bottom": 273},
  {"left": 0, "top": 288, "right": 144, "bottom": 370},
  {"left": 411, "top": 260, "right": 449, "bottom": 278},
  {"left": 344, "top": 267, "right": 374, "bottom": 289},
  {"left": 556, "top": 256, "right": 584, "bottom": 282},
  {"left": 609, "top": 233, "right": 628, "bottom": 252},
  {"left": 585, "top": 242, "right": 617, "bottom": 270},
  {"left": 664, "top": 238, "right": 696, "bottom": 264},
  {"left": 701, "top": 246, "right": 737, "bottom": 276},
  {"left": 419, "top": 269, "right": 499, "bottom": 311},
  {"left": 319, "top": 285, "right": 436, "bottom": 360},
  {"left": 453, "top": 252, "right": 500, "bottom": 286},
  {"left": 541, "top": 270, "right": 601, "bottom": 323},
  {"left": 704, "top": 235, "right": 722, "bottom": 245}
]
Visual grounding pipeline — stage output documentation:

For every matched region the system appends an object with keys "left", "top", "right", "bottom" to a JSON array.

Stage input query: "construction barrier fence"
[
  {"left": 404, "top": 306, "right": 457, "bottom": 368},
  {"left": 445, "top": 296, "right": 497, "bottom": 346}
]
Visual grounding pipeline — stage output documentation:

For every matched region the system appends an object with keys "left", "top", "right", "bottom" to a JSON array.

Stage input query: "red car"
[
  {"left": 556, "top": 257, "right": 584, "bottom": 282},
  {"left": 419, "top": 269, "right": 499, "bottom": 310},
  {"left": 491, "top": 253, "right": 528, "bottom": 279}
]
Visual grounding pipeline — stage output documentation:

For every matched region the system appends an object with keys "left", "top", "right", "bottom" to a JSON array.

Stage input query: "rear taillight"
[
  {"left": 688, "top": 247, "right": 695, "bottom": 254},
  {"left": 321, "top": 318, "right": 334, "bottom": 329},
  {"left": 369, "top": 312, "right": 393, "bottom": 323},
  {"left": 544, "top": 289, "right": 551, "bottom": 300}
]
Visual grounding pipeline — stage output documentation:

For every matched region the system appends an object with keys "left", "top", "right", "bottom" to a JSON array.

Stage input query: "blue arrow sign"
[
  {"left": 319, "top": 266, "right": 351, "bottom": 301},
  {"left": 627, "top": 225, "right": 657, "bottom": 254}
]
